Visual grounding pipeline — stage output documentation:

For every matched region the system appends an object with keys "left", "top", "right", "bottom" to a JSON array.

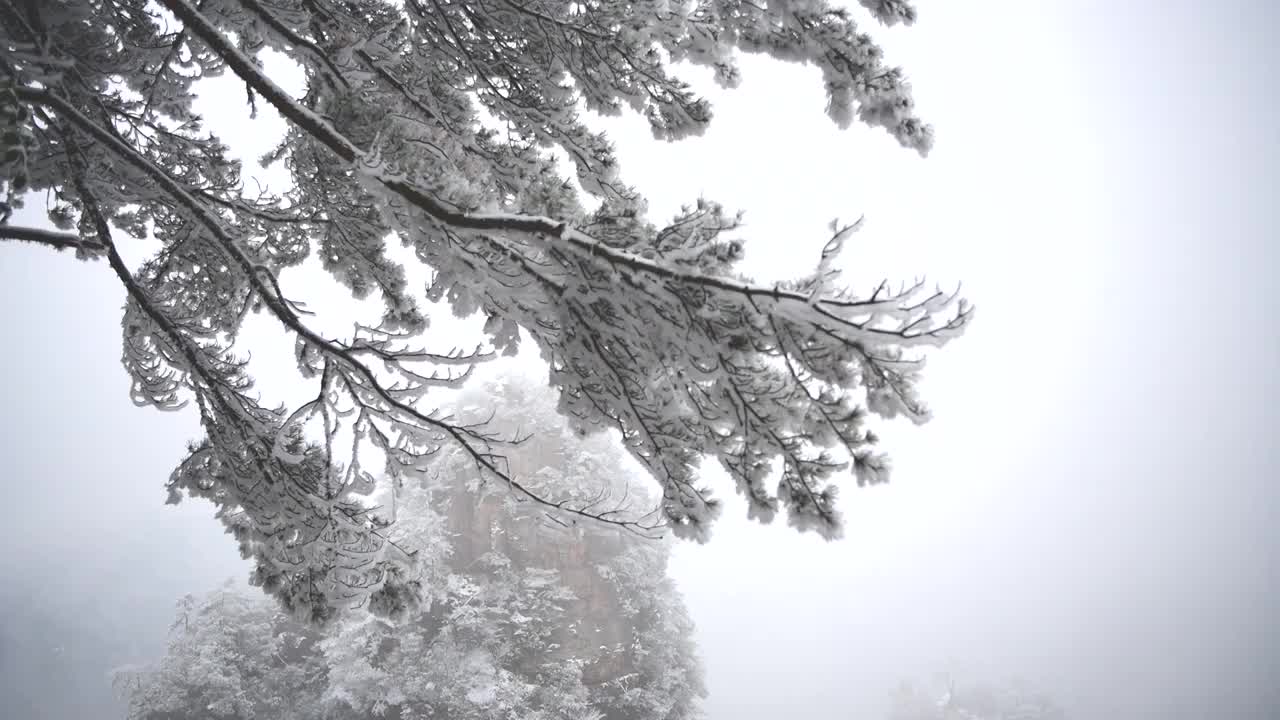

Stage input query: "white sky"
[{"left": 2, "top": 1, "right": 1277, "bottom": 718}]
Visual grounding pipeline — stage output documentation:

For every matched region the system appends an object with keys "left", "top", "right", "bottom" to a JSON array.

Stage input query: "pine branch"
[
  {"left": 148, "top": 0, "right": 972, "bottom": 349},
  {"left": 0, "top": 224, "right": 102, "bottom": 254},
  {"left": 17, "top": 84, "right": 664, "bottom": 534}
]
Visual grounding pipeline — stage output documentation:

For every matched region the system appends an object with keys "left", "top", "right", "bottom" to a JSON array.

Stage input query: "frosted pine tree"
[
  {"left": 1, "top": 0, "right": 971, "bottom": 619},
  {"left": 112, "top": 586, "right": 330, "bottom": 720},
  {"left": 118, "top": 375, "right": 707, "bottom": 719}
]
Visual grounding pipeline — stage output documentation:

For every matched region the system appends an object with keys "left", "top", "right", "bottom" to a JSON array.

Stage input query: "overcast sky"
[{"left": 2, "top": 1, "right": 1278, "bottom": 719}]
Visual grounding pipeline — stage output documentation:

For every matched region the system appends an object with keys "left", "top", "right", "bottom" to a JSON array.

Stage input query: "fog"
[{"left": 2, "top": 1, "right": 1277, "bottom": 718}]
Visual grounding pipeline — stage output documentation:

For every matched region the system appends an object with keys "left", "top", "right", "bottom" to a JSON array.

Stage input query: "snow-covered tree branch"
[{"left": 0, "top": 0, "right": 971, "bottom": 621}]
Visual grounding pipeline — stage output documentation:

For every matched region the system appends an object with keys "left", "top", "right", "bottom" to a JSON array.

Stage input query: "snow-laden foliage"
[
  {"left": 112, "top": 586, "right": 330, "bottom": 720},
  {"left": 118, "top": 382, "right": 706, "bottom": 719},
  {"left": 1, "top": 0, "right": 970, "bottom": 619}
]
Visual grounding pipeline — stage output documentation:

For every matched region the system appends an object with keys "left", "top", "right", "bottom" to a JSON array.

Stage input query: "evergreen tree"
[
  {"left": 1, "top": 0, "right": 970, "bottom": 618},
  {"left": 117, "top": 376, "right": 706, "bottom": 719}
]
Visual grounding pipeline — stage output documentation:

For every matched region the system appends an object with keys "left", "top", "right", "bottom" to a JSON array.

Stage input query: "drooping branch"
[
  {"left": 131, "top": 0, "right": 968, "bottom": 538},
  {"left": 3, "top": 0, "right": 966, "bottom": 619},
  {"left": 17, "top": 83, "right": 664, "bottom": 535},
  {"left": 155, "top": 0, "right": 971, "bottom": 350}
]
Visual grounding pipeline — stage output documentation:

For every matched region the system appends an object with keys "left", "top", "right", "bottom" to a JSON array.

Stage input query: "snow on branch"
[
  {"left": 0, "top": 223, "right": 103, "bottom": 256},
  {"left": 3, "top": 0, "right": 967, "bottom": 622}
]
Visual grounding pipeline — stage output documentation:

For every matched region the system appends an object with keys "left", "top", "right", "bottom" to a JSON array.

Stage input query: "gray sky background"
[{"left": 2, "top": 1, "right": 1277, "bottom": 719}]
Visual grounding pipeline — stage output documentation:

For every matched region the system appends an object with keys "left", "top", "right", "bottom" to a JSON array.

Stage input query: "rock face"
[
  {"left": 408, "top": 379, "right": 706, "bottom": 720},
  {"left": 441, "top": 475, "right": 637, "bottom": 688}
]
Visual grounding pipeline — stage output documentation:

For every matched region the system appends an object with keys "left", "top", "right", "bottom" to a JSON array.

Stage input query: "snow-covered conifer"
[{"left": 2, "top": 0, "right": 969, "bottom": 619}]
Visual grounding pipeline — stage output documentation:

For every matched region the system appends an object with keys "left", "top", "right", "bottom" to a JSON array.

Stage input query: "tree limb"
[{"left": 0, "top": 224, "right": 102, "bottom": 253}]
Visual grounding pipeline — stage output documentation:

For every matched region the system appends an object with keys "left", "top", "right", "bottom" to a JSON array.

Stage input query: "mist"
[{"left": 2, "top": 1, "right": 1277, "bottom": 719}]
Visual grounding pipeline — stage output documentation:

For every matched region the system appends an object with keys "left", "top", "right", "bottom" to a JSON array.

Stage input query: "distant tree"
[
  {"left": 112, "top": 586, "right": 329, "bottom": 720},
  {"left": 887, "top": 675, "right": 1066, "bottom": 720},
  {"left": 117, "top": 377, "right": 706, "bottom": 719},
  {"left": 1, "top": 0, "right": 971, "bottom": 619}
]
